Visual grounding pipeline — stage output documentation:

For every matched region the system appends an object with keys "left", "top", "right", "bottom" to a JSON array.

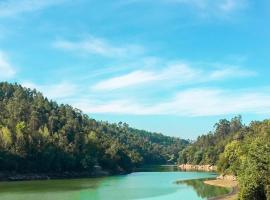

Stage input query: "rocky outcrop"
[
  {"left": 217, "top": 174, "right": 237, "bottom": 181},
  {"left": 178, "top": 164, "right": 217, "bottom": 171}
]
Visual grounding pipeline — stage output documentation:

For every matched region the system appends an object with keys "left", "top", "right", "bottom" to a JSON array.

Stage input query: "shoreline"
[
  {"left": 0, "top": 168, "right": 239, "bottom": 200},
  {"left": 178, "top": 164, "right": 217, "bottom": 171},
  {"left": 204, "top": 179, "right": 238, "bottom": 200},
  {"left": 0, "top": 164, "right": 178, "bottom": 182},
  {"left": 0, "top": 170, "right": 129, "bottom": 182},
  {"left": 178, "top": 164, "right": 238, "bottom": 199}
]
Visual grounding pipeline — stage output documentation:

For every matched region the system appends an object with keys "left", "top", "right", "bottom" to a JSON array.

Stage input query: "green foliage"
[
  {"left": 180, "top": 116, "right": 270, "bottom": 200},
  {"left": 0, "top": 127, "right": 12, "bottom": 148},
  {"left": 218, "top": 140, "right": 243, "bottom": 175},
  {"left": 0, "top": 82, "right": 188, "bottom": 174},
  {"left": 237, "top": 134, "right": 270, "bottom": 200},
  {"left": 216, "top": 121, "right": 270, "bottom": 200},
  {"left": 178, "top": 115, "right": 243, "bottom": 165}
]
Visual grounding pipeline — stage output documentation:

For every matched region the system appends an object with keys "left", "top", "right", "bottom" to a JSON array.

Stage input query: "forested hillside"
[
  {"left": 178, "top": 116, "right": 244, "bottom": 165},
  {"left": 0, "top": 82, "right": 188, "bottom": 175},
  {"left": 178, "top": 116, "right": 270, "bottom": 199}
]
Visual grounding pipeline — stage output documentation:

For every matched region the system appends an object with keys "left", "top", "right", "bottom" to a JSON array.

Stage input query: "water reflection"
[
  {"left": 0, "top": 166, "right": 231, "bottom": 200},
  {"left": 134, "top": 165, "right": 180, "bottom": 172},
  {"left": 176, "top": 178, "right": 230, "bottom": 199},
  {"left": 0, "top": 178, "right": 103, "bottom": 193}
]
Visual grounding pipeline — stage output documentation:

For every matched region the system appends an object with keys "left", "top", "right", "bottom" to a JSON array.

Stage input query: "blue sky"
[{"left": 0, "top": 0, "right": 270, "bottom": 139}]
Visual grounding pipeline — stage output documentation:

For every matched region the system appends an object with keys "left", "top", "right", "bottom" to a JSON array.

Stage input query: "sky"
[{"left": 0, "top": 0, "right": 270, "bottom": 139}]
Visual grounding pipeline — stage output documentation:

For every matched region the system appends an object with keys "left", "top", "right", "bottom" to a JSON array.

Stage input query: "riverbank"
[
  {"left": 0, "top": 171, "right": 112, "bottom": 181},
  {"left": 0, "top": 169, "right": 230, "bottom": 200},
  {"left": 205, "top": 179, "right": 238, "bottom": 200},
  {"left": 178, "top": 164, "right": 239, "bottom": 199},
  {"left": 178, "top": 164, "right": 217, "bottom": 171},
  {"left": 0, "top": 165, "right": 131, "bottom": 182}
]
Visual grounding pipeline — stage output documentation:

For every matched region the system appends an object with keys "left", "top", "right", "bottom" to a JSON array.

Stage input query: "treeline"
[
  {"left": 0, "top": 82, "right": 188, "bottom": 174},
  {"left": 178, "top": 116, "right": 244, "bottom": 165},
  {"left": 178, "top": 116, "right": 270, "bottom": 200}
]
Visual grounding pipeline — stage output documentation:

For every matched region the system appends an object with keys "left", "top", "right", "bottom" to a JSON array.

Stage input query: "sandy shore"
[{"left": 204, "top": 179, "right": 238, "bottom": 200}]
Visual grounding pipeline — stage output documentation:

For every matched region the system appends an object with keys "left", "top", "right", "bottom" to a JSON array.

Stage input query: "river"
[{"left": 0, "top": 166, "right": 229, "bottom": 200}]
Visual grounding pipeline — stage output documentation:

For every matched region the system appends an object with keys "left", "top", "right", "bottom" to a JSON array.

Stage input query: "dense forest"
[
  {"left": 0, "top": 82, "right": 188, "bottom": 175},
  {"left": 178, "top": 116, "right": 270, "bottom": 200},
  {"left": 1, "top": 82, "right": 269, "bottom": 199}
]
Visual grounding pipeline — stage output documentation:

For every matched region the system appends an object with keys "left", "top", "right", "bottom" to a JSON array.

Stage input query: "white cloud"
[
  {"left": 168, "top": 0, "right": 247, "bottom": 13},
  {"left": 92, "top": 62, "right": 254, "bottom": 91},
  {"left": 160, "top": 88, "right": 270, "bottom": 116},
  {"left": 73, "top": 99, "right": 150, "bottom": 115},
  {"left": 124, "top": 0, "right": 248, "bottom": 17},
  {"left": 92, "top": 70, "right": 157, "bottom": 90},
  {"left": 53, "top": 37, "right": 144, "bottom": 57},
  {"left": 0, "top": 0, "right": 67, "bottom": 17},
  {"left": 22, "top": 81, "right": 77, "bottom": 100},
  {"left": 72, "top": 88, "right": 270, "bottom": 116},
  {"left": 0, "top": 51, "right": 16, "bottom": 79},
  {"left": 219, "top": 0, "right": 241, "bottom": 12},
  {"left": 209, "top": 66, "right": 255, "bottom": 80}
]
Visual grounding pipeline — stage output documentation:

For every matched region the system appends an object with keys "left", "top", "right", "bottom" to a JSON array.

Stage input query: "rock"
[
  {"left": 178, "top": 164, "right": 217, "bottom": 171},
  {"left": 217, "top": 174, "right": 237, "bottom": 181}
]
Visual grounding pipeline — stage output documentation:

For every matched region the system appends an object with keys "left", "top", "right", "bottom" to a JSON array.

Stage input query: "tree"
[
  {"left": 0, "top": 127, "right": 12, "bottom": 149},
  {"left": 238, "top": 136, "right": 270, "bottom": 200},
  {"left": 217, "top": 140, "right": 243, "bottom": 175},
  {"left": 0, "top": 82, "right": 188, "bottom": 174}
]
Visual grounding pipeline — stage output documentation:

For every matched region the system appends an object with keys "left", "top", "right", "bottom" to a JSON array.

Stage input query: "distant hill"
[{"left": 0, "top": 82, "right": 188, "bottom": 175}]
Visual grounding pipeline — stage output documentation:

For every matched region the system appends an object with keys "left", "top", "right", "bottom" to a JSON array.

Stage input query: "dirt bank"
[{"left": 205, "top": 179, "right": 238, "bottom": 200}]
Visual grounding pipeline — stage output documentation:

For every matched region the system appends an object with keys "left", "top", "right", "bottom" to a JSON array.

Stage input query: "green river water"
[{"left": 0, "top": 166, "right": 230, "bottom": 200}]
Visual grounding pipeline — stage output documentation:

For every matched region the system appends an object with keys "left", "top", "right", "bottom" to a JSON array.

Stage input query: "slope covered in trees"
[
  {"left": 0, "top": 82, "right": 188, "bottom": 175},
  {"left": 178, "top": 116, "right": 244, "bottom": 165},
  {"left": 178, "top": 116, "right": 270, "bottom": 200}
]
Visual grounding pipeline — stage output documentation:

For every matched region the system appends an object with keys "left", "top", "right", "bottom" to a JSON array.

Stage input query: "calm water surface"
[{"left": 0, "top": 166, "right": 229, "bottom": 200}]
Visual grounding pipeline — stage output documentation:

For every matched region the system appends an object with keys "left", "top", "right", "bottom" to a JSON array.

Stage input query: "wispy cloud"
[
  {"left": 176, "top": 0, "right": 247, "bottom": 12},
  {"left": 73, "top": 99, "right": 150, "bottom": 115},
  {"left": 209, "top": 65, "right": 255, "bottom": 80},
  {"left": 0, "top": 51, "right": 16, "bottom": 79},
  {"left": 168, "top": 0, "right": 247, "bottom": 11},
  {"left": 17, "top": 56, "right": 263, "bottom": 117},
  {"left": 219, "top": 0, "right": 243, "bottom": 12},
  {"left": 0, "top": 0, "right": 67, "bottom": 17},
  {"left": 92, "top": 70, "right": 157, "bottom": 90},
  {"left": 123, "top": 0, "right": 248, "bottom": 18},
  {"left": 92, "top": 62, "right": 255, "bottom": 91},
  {"left": 22, "top": 81, "right": 77, "bottom": 100},
  {"left": 72, "top": 87, "right": 270, "bottom": 116},
  {"left": 53, "top": 36, "right": 145, "bottom": 58},
  {"left": 160, "top": 88, "right": 270, "bottom": 116}
]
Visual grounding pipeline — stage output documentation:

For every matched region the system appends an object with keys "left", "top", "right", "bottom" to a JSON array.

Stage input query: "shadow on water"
[
  {"left": 0, "top": 166, "right": 231, "bottom": 200},
  {"left": 176, "top": 178, "right": 231, "bottom": 199},
  {"left": 0, "top": 178, "right": 104, "bottom": 193},
  {"left": 134, "top": 165, "right": 180, "bottom": 172}
]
